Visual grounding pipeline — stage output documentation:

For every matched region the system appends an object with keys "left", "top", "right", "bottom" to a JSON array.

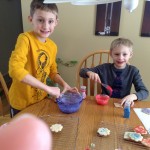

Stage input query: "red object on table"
[
  {"left": 134, "top": 125, "right": 148, "bottom": 135},
  {"left": 96, "top": 94, "right": 110, "bottom": 105}
]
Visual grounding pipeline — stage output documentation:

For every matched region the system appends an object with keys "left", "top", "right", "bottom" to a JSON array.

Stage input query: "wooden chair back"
[
  {"left": 76, "top": 50, "right": 111, "bottom": 96},
  {"left": 0, "top": 72, "right": 9, "bottom": 116}
]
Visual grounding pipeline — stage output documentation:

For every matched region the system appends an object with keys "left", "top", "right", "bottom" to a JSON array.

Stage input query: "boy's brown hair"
[
  {"left": 110, "top": 38, "right": 133, "bottom": 51},
  {"left": 30, "top": 0, "right": 58, "bottom": 18}
]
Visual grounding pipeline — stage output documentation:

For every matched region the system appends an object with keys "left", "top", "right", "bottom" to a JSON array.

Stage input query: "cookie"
[
  {"left": 124, "top": 132, "right": 130, "bottom": 140},
  {"left": 129, "top": 132, "right": 143, "bottom": 142},
  {"left": 97, "top": 127, "right": 110, "bottom": 136},
  {"left": 124, "top": 132, "right": 143, "bottom": 142},
  {"left": 134, "top": 125, "right": 147, "bottom": 135},
  {"left": 141, "top": 138, "right": 150, "bottom": 147},
  {"left": 50, "top": 124, "right": 63, "bottom": 133}
]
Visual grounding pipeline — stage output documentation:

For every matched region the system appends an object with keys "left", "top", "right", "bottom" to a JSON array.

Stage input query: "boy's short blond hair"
[
  {"left": 110, "top": 38, "right": 133, "bottom": 52},
  {"left": 30, "top": 0, "right": 58, "bottom": 18}
]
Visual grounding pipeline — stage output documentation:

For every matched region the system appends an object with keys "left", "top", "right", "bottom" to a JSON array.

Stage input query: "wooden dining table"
[{"left": 18, "top": 96, "right": 150, "bottom": 150}]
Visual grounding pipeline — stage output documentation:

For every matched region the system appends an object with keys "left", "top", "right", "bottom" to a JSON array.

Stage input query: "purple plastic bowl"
[{"left": 56, "top": 92, "right": 83, "bottom": 114}]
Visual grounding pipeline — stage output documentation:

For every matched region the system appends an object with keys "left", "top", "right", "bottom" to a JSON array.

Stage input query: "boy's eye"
[
  {"left": 38, "top": 19, "right": 44, "bottom": 23},
  {"left": 123, "top": 53, "right": 127, "bottom": 56},
  {"left": 115, "top": 53, "right": 119, "bottom": 56},
  {"left": 49, "top": 20, "right": 54, "bottom": 24}
]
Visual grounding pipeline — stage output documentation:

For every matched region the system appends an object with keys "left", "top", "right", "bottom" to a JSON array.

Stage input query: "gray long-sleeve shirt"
[{"left": 79, "top": 63, "right": 149, "bottom": 100}]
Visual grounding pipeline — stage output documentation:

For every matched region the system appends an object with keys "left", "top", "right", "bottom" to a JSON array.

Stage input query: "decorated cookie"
[
  {"left": 97, "top": 127, "right": 110, "bottom": 136},
  {"left": 141, "top": 138, "right": 150, "bottom": 147},
  {"left": 134, "top": 125, "right": 147, "bottom": 135},
  {"left": 129, "top": 132, "right": 143, "bottom": 142},
  {"left": 124, "top": 132, "right": 143, "bottom": 142},
  {"left": 50, "top": 124, "right": 63, "bottom": 133},
  {"left": 124, "top": 132, "right": 130, "bottom": 140}
]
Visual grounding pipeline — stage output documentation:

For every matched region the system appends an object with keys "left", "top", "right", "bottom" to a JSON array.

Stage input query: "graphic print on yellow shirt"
[{"left": 34, "top": 49, "right": 50, "bottom": 100}]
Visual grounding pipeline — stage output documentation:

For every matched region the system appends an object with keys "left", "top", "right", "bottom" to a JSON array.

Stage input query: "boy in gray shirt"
[{"left": 80, "top": 38, "right": 149, "bottom": 106}]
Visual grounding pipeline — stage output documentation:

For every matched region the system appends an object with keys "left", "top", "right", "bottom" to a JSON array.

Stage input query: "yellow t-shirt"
[{"left": 9, "top": 31, "right": 58, "bottom": 110}]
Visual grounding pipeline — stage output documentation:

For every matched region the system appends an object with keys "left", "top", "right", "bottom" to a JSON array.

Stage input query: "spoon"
[{"left": 101, "top": 83, "right": 113, "bottom": 96}]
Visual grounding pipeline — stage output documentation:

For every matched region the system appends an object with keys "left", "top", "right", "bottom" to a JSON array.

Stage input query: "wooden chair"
[
  {"left": 0, "top": 72, "right": 9, "bottom": 116},
  {"left": 76, "top": 50, "right": 111, "bottom": 96}
]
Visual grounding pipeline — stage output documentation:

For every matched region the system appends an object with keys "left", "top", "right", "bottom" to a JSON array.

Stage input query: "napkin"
[{"left": 134, "top": 108, "right": 150, "bottom": 134}]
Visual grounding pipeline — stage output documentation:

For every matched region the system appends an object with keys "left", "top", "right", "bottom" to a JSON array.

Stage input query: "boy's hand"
[
  {"left": 87, "top": 71, "right": 101, "bottom": 83},
  {"left": 68, "top": 87, "right": 79, "bottom": 93},
  {"left": 61, "top": 85, "right": 79, "bottom": 95},
  {"left": 121, "top": 94, "right": 137, "bottom": 107},
  {"left": 47, "top": 87, "right": 60, "bottom": 98}
]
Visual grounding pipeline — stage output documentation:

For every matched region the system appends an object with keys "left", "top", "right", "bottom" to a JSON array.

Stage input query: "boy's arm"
[
  {"left": 52, "top": 74, "right": 78, "bottom": 94},
  {"left": 52, "top": 74, "right": 69, "bottom": 88},
  {"left": 21, "top": 74, "right": 60, "bottom": 98},
  {"left": 79, "top": 68, "right": 91, "bottom": 78},
  {"left": 80, "top": 67, "right": 101, "bottom": 83},
  {"left": 133, "top": 67, "right": 149, "bottom": 100},
  {"left": 86, "top": 71, "right": 101, "bottom": 83},
  {"left": 9, "top": 34, "right": 30, "bottom": 81}
]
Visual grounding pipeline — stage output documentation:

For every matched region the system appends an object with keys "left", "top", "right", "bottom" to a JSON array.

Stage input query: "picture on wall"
[
  {"left": 141, "top": 1, "right": 150, "bottom": 37},
  {"left": 95, "top": 1, "right": 122, "bottom": 36}
]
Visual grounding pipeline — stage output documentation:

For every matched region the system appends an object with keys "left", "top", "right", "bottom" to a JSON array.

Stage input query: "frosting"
[
  {"left": 97, "top": 127, "right": 110, "bottom": 136},
  {"left": 129, "top": 132, "right": 143, "bottom": 142},
  {"left": 124, "top": 132, "right": 143, "bottom": 142},
  {"left": 142, "top": 138, "right": 150, "bottom": 147},
  {"left": 134, "top": 125, "right": 147, "bottom": 135}
]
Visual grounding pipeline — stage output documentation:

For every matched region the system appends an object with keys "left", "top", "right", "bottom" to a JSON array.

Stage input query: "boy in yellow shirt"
[{"left": 9, "top": 0, "right": 77, "bottom": 117}]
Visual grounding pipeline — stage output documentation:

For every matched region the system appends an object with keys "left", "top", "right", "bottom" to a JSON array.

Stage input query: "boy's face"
[
  {"left": 110, "top": 45, "right": 133, "bottom": 69},
  {"left": 29, "top": 9, "right": 58, "bottom": 42}
]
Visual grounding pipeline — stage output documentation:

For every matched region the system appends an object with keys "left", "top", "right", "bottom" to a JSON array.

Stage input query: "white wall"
[{"left": 21, "top": 1, "right": 150, "bottom": 99}]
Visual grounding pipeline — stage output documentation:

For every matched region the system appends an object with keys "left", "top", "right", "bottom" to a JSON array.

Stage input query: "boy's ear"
[
  {"left": 28, "top": 16, "right": 32, "bottom": 22},
  {"left": 130, "top": 51, "right": 133, "bottom": 58},
  {"left": 110, "top": 50, "right": 112, "bottom": 57},
  {"left": 55, "top": 18, "right": 59, "bottom": 26}
]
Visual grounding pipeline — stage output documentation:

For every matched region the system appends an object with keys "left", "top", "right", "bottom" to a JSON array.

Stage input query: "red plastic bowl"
[{"left": 96, "top": 94, "right": 110, "bottom": 105}]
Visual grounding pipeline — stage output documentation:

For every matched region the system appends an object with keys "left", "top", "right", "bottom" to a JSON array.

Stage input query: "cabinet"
[{"left": 0, "top": 0, "right": 23, "bottom": 83}]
